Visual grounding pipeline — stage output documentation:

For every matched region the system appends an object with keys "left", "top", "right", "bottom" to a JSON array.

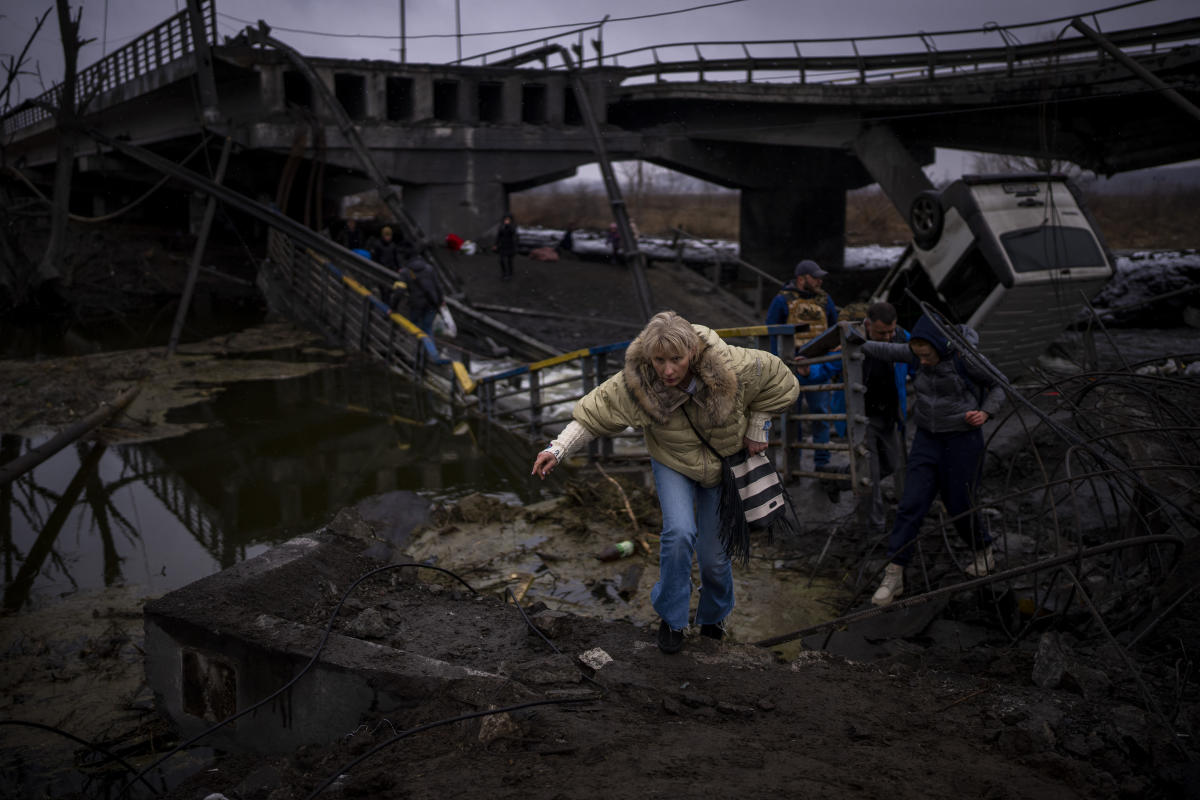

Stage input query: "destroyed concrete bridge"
[{"left": 4, "top": 0, "right": 1200, "bottom": 276}]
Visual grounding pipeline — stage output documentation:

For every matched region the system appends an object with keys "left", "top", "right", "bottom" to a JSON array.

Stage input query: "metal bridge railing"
[
  {"left": 600, "top": 15, "right": 1200, "bottom": 86},
  {"left": 263, "top": 228, "right": 476, "bottom": 405},
  {"left": 2, "top": 0, "right": 217, "bottom": 138}
]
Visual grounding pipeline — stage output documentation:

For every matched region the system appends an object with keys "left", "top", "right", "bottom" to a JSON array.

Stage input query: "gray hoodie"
[{"left": 861, "top": 315, "right": 1005, "bottom": 434}]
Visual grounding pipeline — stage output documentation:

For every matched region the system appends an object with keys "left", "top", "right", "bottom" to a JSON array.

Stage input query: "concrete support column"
[
  {"left": 501, "top": 77, "right": 522, "bottom": 124},
  {"left": 365, "top": 72, "right": 385, "bottom": 121},
  {"left": 544, "top": 76, "right": 565, "bottom": 125},
  {"left": 740, "top": 178, "right": 846, "bottom": 279},
  {"left": 404, "top": 180, "right": 507, "bottom": 243},
  {"left": 260, "top": 64, "right": 285, "bottom": 113},
  {"left": 314, "top": 68, "right": 336, "bottom": 121},
  {"left": 411, "top": 75, "right": 434, "bottom": 121},
  {"left": 457, "top": 77, "right": 476, "bottom": 123}
]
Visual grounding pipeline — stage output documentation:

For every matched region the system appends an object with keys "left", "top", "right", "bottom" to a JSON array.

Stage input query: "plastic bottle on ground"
[{"left": 596, "top": 540, "right": 636, "bottom": 562}]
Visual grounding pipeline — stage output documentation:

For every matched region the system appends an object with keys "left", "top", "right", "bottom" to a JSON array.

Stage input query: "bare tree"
[
  {"left": 38, "top": 0, "right": 95, "bottom": 297},
  {"left": 970, "top": 151, "right": 1085, "bottom": 177},
  {"left": 0, "top": 7, "right": 52, "bottom": 309}
]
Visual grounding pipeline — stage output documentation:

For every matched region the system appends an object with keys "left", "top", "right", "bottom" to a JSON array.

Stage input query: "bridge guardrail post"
[
  {"left": 529, "top": 371, "right": 543, "bottom": 437},
  {"left": 840, "top": 323, "right": 869, "bottom": 501},
  {"left": 339, "top": 281, "right": 351, "bottom": 344},
  {"left": 386, "top": 319, "right": 397, "bottom": 367},
  {"left": 851, "top": 39, "right": 865, "bottom": 84},
  {"left": 358, "top": 295, "right": 371, "bottom": 353}
]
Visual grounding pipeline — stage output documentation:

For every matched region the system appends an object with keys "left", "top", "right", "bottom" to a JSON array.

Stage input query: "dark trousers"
[
  {"left": 498, "top": 253, "right": 514, "bottom": 278},
  {"left": 888, "top": 427, "right": 990, "bottom": 566}
]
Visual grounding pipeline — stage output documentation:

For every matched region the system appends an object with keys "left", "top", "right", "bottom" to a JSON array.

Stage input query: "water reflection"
[{"left": 1, "top": 363, "right": 540, "bottom": 611}]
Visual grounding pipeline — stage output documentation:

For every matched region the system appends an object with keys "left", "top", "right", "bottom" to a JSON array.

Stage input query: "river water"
[{"left": 2, "top": 359, "right": 543, "bottom": 613}]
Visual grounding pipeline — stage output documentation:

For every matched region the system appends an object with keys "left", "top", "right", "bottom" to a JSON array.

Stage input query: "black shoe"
[
  {"left": 699, "top": 623, "right": 725, "bottom": 641},
  {"left": 657, "top": 621, "right": 684, "bottom": 654},
  {"left": 819, "top": 478, "right": 841, "bottom": 504}
]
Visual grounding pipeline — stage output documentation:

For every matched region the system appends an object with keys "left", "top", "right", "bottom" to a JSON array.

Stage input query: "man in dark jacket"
[
  {"left": 859, "top": 314, "right": 1006, "bottom": 605},
  {"left": 338, "top": 217, "right": 363, "bottom": 251},
  {"left": 370, "top": 226, "right": 405, "bottom": 271},
  {"left": 402, "top": 252, "right": 444, "bottom": 335},
  {"left": 495, "top": 214, "right": 517, "bottom": 280}
]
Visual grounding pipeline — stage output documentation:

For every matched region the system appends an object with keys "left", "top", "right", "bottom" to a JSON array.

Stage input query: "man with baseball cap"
[{"left": 766, "top": 259, "right": 840, "bottom": 475}]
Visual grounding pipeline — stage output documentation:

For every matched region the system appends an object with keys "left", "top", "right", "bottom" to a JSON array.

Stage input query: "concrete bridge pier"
[
  {"left": 737, "top": 147, "right": 874, "bottom": 278},
  {"left": 403, "top": 181, "right": 508, "bottom": 246},
  {"left": 646, "top": 139, "right": 870, "bottom": 281}
]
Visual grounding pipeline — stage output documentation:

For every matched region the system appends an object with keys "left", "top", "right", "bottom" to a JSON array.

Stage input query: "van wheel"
[{"left": 909, "top": 191, "right": 944, "bottom": 249}]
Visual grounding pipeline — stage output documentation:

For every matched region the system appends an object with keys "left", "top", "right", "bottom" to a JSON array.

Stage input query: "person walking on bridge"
[
  {"left": 765, "top": 259, "right": 839, "bottom": 475},
  {"left": 531, "top": 312, "right": 798, "bottom": 654},
  {"left": 399, "top": 247, "right": 444, "bottom": 336},
  {"left": 494, "top": 214, "right": 518, "bottom": 281}
]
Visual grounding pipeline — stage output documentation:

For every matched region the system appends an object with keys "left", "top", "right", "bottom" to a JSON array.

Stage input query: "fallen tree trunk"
[{"left": 0, "top": 384, "right": 140, "bottom": 487}]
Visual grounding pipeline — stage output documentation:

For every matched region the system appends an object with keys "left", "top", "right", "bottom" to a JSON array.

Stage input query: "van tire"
[{"left": 909, "top": 190, "right": 944, "bottom": 249}]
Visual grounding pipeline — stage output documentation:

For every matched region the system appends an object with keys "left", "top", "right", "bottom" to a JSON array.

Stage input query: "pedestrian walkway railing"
[
  {"left": 600, "top": 16, "right": 1200, "bottom": 86},
  {"left": 264, "top": 229, "right": 477, "bottom": 405},
  {"left": 455, "top": 5, "right": 1200, "bottom": 86},
  {"left": 2, "top": 0, "right": 217, "bottom": 137},
  {"left": 262, "top": 218, "right": 875, "bottom": 492}
]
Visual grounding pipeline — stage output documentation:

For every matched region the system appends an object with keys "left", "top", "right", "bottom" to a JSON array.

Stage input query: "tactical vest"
[{"left": 784, "top": 289, "right": 831, "bottom": 350}]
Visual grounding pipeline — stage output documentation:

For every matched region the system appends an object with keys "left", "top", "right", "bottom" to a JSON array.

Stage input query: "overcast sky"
[{"left": 2, "top": 0, "right": 1196, "bottom": 179}]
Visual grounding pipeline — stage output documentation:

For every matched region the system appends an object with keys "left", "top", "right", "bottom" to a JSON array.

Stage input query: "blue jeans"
[
  {"left": 797, "top": 389, "right": 831, "bottom": 469},
  {"left": 888, "top": 428, "right": 991, "bottom": 566},
  {"left": 649, "top": 459, "right": 735, "bottom": 631}
]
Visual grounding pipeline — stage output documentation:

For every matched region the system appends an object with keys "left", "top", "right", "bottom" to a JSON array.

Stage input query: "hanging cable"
[
  {"left": 2, "top": 135, "right": 211, "bottom": 223},
  {"left": 218, "top": 0, "right": 754, "bottom": 41}
]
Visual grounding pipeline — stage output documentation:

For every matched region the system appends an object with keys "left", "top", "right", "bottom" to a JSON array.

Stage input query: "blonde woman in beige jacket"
[{"left": 532, "top": 311, "right": 798, "bottom": 653}]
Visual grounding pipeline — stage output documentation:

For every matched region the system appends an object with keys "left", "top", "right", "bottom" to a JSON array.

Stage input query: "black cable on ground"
[
  {"left": 503, "top": 587, "right": 607, "bottom": 695},
  {"left": 0, "top": 719, "right": 162, "bottom": 796},
  {"left": 302, "top": 695, "right": 601, "bottom": 799},
  {"left": 116, "top": 561, "right": 478, "bottom": 798}
]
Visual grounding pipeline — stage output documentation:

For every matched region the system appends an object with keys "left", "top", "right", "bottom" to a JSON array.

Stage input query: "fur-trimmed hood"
[{"left": 622, "top": 325, "right": 738, "bottom": 427}]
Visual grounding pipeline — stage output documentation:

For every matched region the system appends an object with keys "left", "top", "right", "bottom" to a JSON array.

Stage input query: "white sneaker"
[
  {"left": 963, "top": 545, "right": 995, "bottom": 577},
  {"left": 871, "top": 563, "right": 904, "bottom": 606}
]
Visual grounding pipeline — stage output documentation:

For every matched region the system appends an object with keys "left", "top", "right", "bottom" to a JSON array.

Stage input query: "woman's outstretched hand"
[{"left": 532, "top": 450, "right": 558, "bottom": 479}]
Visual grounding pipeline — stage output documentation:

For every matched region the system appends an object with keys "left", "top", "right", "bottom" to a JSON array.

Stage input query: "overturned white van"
[{"left": 873, "top": 174, "right": 1115, "bottom": 379}]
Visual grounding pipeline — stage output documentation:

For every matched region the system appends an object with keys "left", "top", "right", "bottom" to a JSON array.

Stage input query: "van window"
[
  {"left": 1000, "top": 226, "right": 1104, "bottom": 273},
  {"left": 939, "top": 246, "right": 1000, "bottom": 322}
]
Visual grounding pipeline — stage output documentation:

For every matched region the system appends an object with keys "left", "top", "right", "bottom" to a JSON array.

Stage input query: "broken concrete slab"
[{"left": 144, "top": 532, "right": 521, "bottom": 754}]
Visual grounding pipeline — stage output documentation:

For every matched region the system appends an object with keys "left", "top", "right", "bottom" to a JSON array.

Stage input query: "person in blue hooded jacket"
[
  {"left": 856, "top": 313, "right": 1006, "bottom": 606},
  {"left": 799, "top": 302, "right": 910, "bottom": 531}
]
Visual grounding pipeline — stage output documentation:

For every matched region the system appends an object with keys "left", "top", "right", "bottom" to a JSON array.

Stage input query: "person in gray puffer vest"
[{"left": 857, "top": 314, "right": 1006, "bottom": 606}]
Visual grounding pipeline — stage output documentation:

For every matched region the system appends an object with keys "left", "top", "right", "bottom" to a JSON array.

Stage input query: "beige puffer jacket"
[{"left": 572, "top": 325, "right": 799, "bottom": 487}]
